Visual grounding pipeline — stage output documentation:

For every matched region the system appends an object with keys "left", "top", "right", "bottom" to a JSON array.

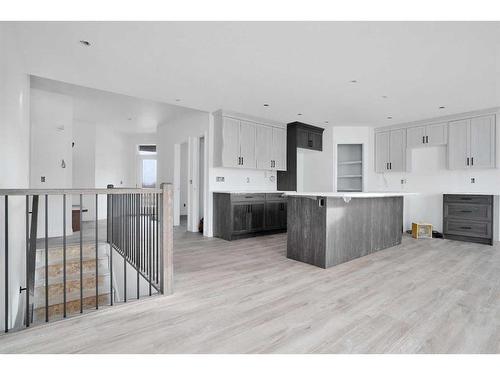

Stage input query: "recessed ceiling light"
[
  {"left": 439, "top": 106, "right": 445, "bottom": 109},
  {"left": 382, "top": 95, "right": 388, "bottom": 99},
  {"left": 175, "top": 99, "right": 181, "bottom": 102},
  {"left": 263, "top": 104, "right": 269, "bottom": 107},
  {"left": 324, "top": 121, "right": 329, "bottom": 124},
  {"left": 297, "top": 113, "right": 303, "bottom": 116},
  {"left": 127, "top": 118, "right": 132, "bottom": 121},
  {"left": 79, "top": 40, "right": 91, "bottom": 47},
  {"left": 387, "top": 116, "right": 393, "bottom": 119},
  {"left": 350, "top": 80, "right": 358, "bottom": 83}
]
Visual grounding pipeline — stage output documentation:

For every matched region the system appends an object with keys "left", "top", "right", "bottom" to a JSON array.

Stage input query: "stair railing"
[{"left": 0, "top": 183, "right": 173, "bottom": 334}]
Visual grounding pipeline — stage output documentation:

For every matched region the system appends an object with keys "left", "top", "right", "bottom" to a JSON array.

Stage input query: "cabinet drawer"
[
  {"left": 444, "top": 203, "right": 492, "bottom": 221},
  {"left": 265, "top": 193, "right": 286, "bottom": 202},
  {"left": 231, "top": 193, "right": 265, "bottom": 202},
  {"left": 444, "top": 219, "right": 492, "bottom": 239},
  {"left": 444, "top": 194, "right": 492, "bottom": 205}
]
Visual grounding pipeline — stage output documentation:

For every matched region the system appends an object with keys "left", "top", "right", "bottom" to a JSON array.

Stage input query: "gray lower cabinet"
[
  {"left": 214, "top": 193, "right": 287, "bottom": 240},
  {"left": 443, "top": 194, "right": 493, "bottom": 245}
]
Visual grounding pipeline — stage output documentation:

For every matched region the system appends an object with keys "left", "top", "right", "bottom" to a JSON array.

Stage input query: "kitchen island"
[{"left": 284, "top": 192, "right": 413, "bottom": 268}]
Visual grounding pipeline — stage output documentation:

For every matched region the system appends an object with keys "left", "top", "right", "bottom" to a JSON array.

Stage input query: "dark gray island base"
[{"left": 286, "top": 194, "right": 404, "bottom": 268}]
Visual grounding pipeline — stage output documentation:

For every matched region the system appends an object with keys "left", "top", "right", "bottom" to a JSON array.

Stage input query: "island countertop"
[{"left": 283, "top": 191, "right": 416, "bottom": 198}]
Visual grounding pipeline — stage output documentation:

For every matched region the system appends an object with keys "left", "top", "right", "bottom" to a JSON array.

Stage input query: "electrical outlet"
[
  {"left": 400, "top": 179, "right": 407, "bottom": 184},
  {"left": 471, "top": 177, "right": 476, "bottom": 184},
  {"left": 216, "top": 176, "right": 225, "bottom": 182},
  {"left": 41, "top": 176, "right": 46, "bottom": 183}
]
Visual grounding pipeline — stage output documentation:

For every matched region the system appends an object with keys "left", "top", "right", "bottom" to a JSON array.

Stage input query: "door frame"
[{"left": 173, "top": 131, "right": 209, "bottom": 234}]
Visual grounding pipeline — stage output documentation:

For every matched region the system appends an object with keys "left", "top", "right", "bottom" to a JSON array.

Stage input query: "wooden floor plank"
[{"left": 1, "top": 223, "right": 499, "bottom": 353}]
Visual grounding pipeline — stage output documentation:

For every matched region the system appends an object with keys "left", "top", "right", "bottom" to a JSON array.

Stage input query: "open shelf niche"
[{"left": 337, "top": 144, "right": 363, "bottom": 192}]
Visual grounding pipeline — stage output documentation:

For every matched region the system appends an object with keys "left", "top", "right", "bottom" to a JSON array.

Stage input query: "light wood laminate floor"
[{"left": 1, "top": 225, "right": 499, "bottom": 353}]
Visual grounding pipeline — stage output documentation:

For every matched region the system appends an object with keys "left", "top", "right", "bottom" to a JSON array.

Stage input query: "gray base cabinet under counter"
[
  {"left": 443, "top": 194, "right": 494, "bottom": 245},
  {"left": 213, "top": 192, "right": 287, "bottom": 241}
]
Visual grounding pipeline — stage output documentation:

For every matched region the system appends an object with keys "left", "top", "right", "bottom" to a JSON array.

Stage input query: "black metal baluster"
[
  {"left": 25, "top": 195, "right": 29, "bottom": 327},
  {"left": 79, "top": 194, "right": 83, "bottom": 314},
  {"left": 45, "top": 195, "right": 48, "bottom": 322},
  {"left": 136, "top": 194, "right": 140, "bottom": 299},
  {"left": 156, "top": 193, "right": 159, "bottom": 286},
  {"left": 148, "top": 194, "right": 152, "bottom": 296},
  {"left": 140, "top": 194, "right": 143, "bottom": 274},
  {"left": 123, "top": 195, "right": 127, "bottom": 303},
  {"left": 63, "top": 194, "right": 67, "bottom": 318},
  {"left": 4, "top": 196, "right": 8, "bottom": 332},
  {"left": 95, "top": 194, "right": 99, "bottom": 309},
  {"left": 109, "top": 194, "right": 113, "bottom": 306}
]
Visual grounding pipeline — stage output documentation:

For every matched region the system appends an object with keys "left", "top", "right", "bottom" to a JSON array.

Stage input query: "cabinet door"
[
  {"left": 239, "top": 121, "right": 256, "bottom": 169},
  {"left": 265, "top": 202, "right": 281, "bottom": 230},
  {"left": 279, "top": 202, "right": 287, "bottom": 229},
  {"left": 249, "top": 203, "right": 265, "bottom": 231},
  {"left": 232, "top": 204, "right": 250, "bottom": 234},
  {"left": 470, "top": 115, "right": 495, "bottom": 169},
  {"left": 296, "top": 128, "right": 310, "bottom": 149},
  {"left": 375, "top": 132, "right": 389, "bottom": 173},
  {"left": 426, "top": 123, "right": 447, "bottom": 146},
  {"left": 448, "top": 119, "right": 469, "bottom": 170},
  {"left": 222, "top": 117, "right": 240, "bottom": 168},
  {"left": 256, "top": 125, "right": 273, "bottom": 170},
  {"left": 406, "top": 126, "right": 426, "bottom": 148},
  {"left": 389, "top": 129, "right": 406, "bottom": 172},
  {"left": 310, "top": 131, "right": 323, "bottom": 151},
  {"left": 272, "top": 127, "right": 287, "bottom": 171}
]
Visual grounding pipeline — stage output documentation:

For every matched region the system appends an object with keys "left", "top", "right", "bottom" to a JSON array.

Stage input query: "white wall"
[
  {"left": 0, "top": 24, "right": 31, "bottom": 331},
  {"left": 180, "top": 142, "right": 188, "bottom": 215},
  {"left": 72, "top": 120, "right": 97, "bottom": 221},
  {"left": 297, "top": 126, "right": 334, "bottom": 192},
  {"left": 30, "top": 88, "right": 73, "bottom": 238}
]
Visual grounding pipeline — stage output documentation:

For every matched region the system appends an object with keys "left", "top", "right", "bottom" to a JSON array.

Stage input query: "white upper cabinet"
[
  {"left": 470, "top": 115, "right": 495, "bottom": 169},
  {"left": 213, "top": 111, "right": 287, "bottom": 171},
  {"left": 271, "top": 127, "right": 287, "bottom": 171},
  {"left": 389, "top": 129, "right": 406, "bottom": 172},
  {"left": 239, "top": 121, "right": 256, "bottom": 168},
  {"left": 406, "top": 126, "right": 426, "bottom": 149},
  {"left": 221, "top": 116, "right": 241, "bottom": 168},
  {"left": 407, "top": 123, "right": 447, "bottom": 148},
  {"left": 448, "top": 115, "right": 496, "bottom": 170},
  {"left": 375, "top": 131, "right": 390, "bottom": 173},
  {"left": 375, "top": 129, "right": 406, "bottom": 173},
  {"left": 447, "top": 119, "right": 468, "bottom": 170},
  {"left": 426, "top": 123, "right": 447, "bottom": 146},
  {"left": 256, "top": 125, "right": 273, "bottom": 170}
]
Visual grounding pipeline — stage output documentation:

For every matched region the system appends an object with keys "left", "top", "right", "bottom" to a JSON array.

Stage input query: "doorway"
[
  {"left": 198, "top": 136, "right": 205, "bottom": 234},
  {"left": 137, "top": 145, "right": 157, "bottom": 188},
  {"left": 179, "top": 141, "right": 189, "bottom": 228}
]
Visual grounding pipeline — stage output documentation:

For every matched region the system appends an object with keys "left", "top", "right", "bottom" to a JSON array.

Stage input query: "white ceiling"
[
  {"left": 30, "top": 76, "right": 195, "bottom": 134},
  {"left": 9, "top": 21, "right": 500, "bottom": 127}
]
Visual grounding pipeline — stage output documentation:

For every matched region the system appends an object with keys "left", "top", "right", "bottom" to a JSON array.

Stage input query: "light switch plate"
[
  {"left": 216, "top": 176, "right": 225, "bottom": 182},
  {"left": 471, "top": 177, "right": 476, "bottom": 183}
]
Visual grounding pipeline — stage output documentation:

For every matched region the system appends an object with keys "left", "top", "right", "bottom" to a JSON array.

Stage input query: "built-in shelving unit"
[{"left": 337, "top": 144, "right": 363, "bottom": 192}]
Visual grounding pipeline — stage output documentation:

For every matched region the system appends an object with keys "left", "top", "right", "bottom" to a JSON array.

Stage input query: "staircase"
[{"left": 33, "top": 242, "right": 112, "bottom": 322}]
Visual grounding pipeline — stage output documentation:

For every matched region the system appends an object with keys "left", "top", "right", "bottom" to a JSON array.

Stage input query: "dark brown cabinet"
[
  {"left": 264, "top": 201, "right": 287, "bottom": 230},
  {"left": 277, "top": 122, "right": 324, "bottom": 191},
  {"left": 443, "top": 194, "right": 494, "bottom": 245},
  {"left": 214, "top": 193, "right": 287, "bottom": 240}
]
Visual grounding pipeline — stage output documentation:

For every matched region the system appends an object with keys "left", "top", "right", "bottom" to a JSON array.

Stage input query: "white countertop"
[
  {"left": 283, "top": 191, "right": 417, "bottom": 198},
  {"left": 212, "top": 190, "right": 289, "bottom": 194},
  {"left": 444, "top": 192, "right": 499, "bottom": 195}
]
